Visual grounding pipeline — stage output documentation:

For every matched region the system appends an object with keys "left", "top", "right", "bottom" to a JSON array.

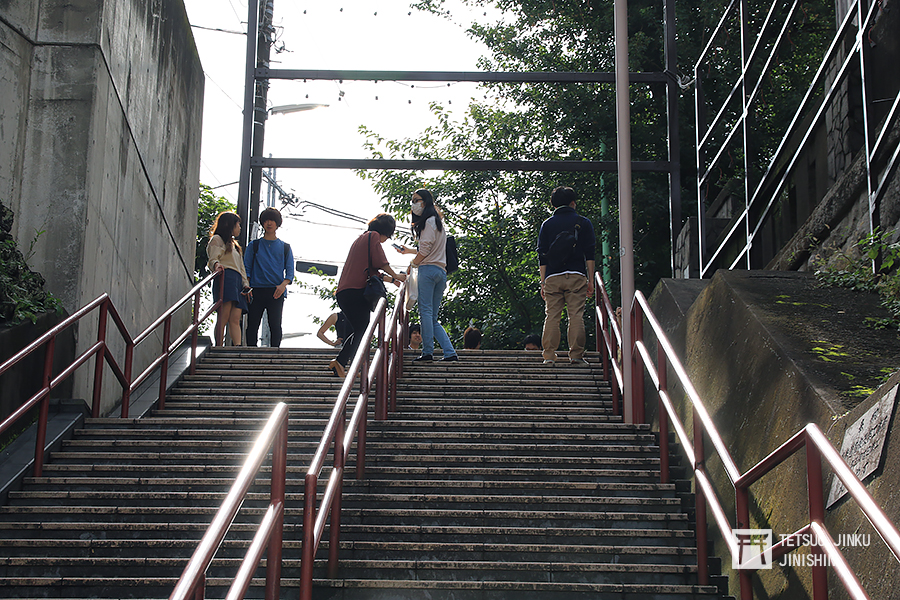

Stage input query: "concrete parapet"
[{"left": 647, "top": 270, "right": 900, "bottom": 599}]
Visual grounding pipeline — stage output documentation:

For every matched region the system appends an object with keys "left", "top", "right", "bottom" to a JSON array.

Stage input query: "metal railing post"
[
  {"left": 376, "top": 312, "right": 387, "bottom": 420},
  {"left": 158, "top": 316, "right": 172, "bottom": 410},
  {"left": 693, "top": 410, "right": 709, "bottom": 586},
  {"left": 327, "top": 408, "right": 346, "bottom": 578},
  {"left": 657, "top": 340, "right": 669, "bottom": 484},
  {"left": 807, "top": 439, "right": 828, "bottom": 600},
  {"left": 632, "top": 301, "right": 645, "bottom": 424},
  {"left": 265, "top": 416, "right": 288, "bottom": 600},
  {"left": 300, "top": 473, "right": 317, "bottom": 600},
  {"left": 190, "top": 287, "right": 200, "bottom": 376},
  {"left": 736, "top": 483, "right": 753, "bottom": 599},
  {"left": 33, "top": 336, "right": 56, "bottom": 477},
  {"left": 121, "top": 342, "right": 134, "bottom": 418},
  {"left": 92, "top": 300, "right": 109, "bottom": 417}
]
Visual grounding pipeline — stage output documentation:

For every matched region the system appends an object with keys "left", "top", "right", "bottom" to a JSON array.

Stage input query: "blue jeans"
[{"left": 417, "top": 265, "right": 457, "bottom": 358}]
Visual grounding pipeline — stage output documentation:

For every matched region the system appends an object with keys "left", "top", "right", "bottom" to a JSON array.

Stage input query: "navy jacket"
[{"left": 537, "top": 206, "right": 596, "bottom": 277}]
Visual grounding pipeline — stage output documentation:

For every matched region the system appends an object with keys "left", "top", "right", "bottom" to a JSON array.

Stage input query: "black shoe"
[
  {"left": 413, "top": 354, "right": 434, "bottom": 362},
  {"left": 440, "top": 355, "right": 459, "bottom": 362}
]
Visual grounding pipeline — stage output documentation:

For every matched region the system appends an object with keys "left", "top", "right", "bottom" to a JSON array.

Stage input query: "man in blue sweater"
[
  {"left": 244, "top": 207, "right": 294, "bottom": 347},
  {"left": 536, "top": 186, "right": 596, "bottom": 365}
]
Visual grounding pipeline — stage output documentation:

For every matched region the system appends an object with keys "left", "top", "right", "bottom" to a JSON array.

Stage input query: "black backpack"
[
  {"left": 445, "top": 235, "right": 459, "bottom": 273},
  {"left": 546, "top": 222, "right": 581, "bottom": 267}
]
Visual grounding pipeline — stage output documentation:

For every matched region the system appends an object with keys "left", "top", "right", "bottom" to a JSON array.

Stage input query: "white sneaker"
[{"left": 542, "top": 359, "right": 555, "bottom": 365}]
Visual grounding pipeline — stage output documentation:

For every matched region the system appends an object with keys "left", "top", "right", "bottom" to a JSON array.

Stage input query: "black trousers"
[
  {"left": 335, "top": 288, "right": 370, "bottom": 367},
  {"left": 246, "top": 287, "right": 285, "bottom": 347}
]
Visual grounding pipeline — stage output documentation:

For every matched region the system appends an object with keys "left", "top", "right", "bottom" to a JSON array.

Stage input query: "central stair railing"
[
  {"left": 594, "top": 272, "right": 900, "bottom": 600},
  {"left": 299, "top": 282, "right": 409, "bottom": 600},
  {"left": 169, "top": 402, "right": 290, "bottom": 600}
]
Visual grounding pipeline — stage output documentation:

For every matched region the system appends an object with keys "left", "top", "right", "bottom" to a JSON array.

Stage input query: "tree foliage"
[
  {"left": 361, "top": 0, "right": 707, "bottom": 348},
  {"left": 195, "top": 184, "right": 236, "bottom": 281}
]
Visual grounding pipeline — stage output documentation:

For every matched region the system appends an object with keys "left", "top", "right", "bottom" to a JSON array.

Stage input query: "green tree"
[{"left": 195, "top": 185, "right": 236, "bottom": 281}]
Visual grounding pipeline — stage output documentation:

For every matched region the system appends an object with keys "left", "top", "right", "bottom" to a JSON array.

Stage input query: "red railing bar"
[
  {"left": 128, "top": 351, "right": 173, "bottom": 393},
  {"left": 808, "top": 425, "right": 900, "bottom": 562},
  {"left": 223, "top": 501, "right": 284, "bottom": 600},
  {"left": 0, "top": 387, "right": 47, "bottom": 438},
  {"left": 0, "top": 295, "right": 108, "bottom": 377},
  {"left": 658, "top": 390, "right": 695, "bottom": 467},
  {"left": 104, "top": 301, "right": 134, "bottom": 345},
  {"left": 315, "top": 467, "right": 344, "bottom": 545},
  {"left": 300, "top": 283, "right": 409, "bottom": 600},
  {"left": 306, "top": 297, "right": 387, "bottom": 476},
  {"left": 736, "top": 428, "right": 809, "bottom": 488},
  {"left": 633, "top": 291, "right": 742, "bottom": 483},
  {"left": 133, "top": 272, "right": 219, "bottom": 346},
  {"left": 45, "top": 340, "right": 107, "bottom": 397},
  {"left": 99, "top": 345, "right": 128, "bottom": 389},
  {"left": 811, "top": 522, "right": 870, "bottom": 600},
  {"left": 169, "top": 402, "right": 288, "bottom": 600},
  {"left": 91, "top": 302, "right": 110, "bottom": 412},
  {"left": 265, "top": 415, "right": 287, "bottom": 600},
  {"left": 695, "top": 469, "right": 738, "bottom": 554}
]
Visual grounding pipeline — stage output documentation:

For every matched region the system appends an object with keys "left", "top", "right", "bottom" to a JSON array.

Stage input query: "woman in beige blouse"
[{"left": 206, "top": 211, "right": 251, "bottom": 346}]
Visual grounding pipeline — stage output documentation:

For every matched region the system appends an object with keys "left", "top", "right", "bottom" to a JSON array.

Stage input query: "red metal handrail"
[
  {"left": 593, "top": 273, "right": 900, "bottom": 600},
  {"left": 299, "top": 282, "right": 409, "bottom": 600},
  {"left": 169, "top": 402, "right": 289, "bottom": 600},
  {"left": 0, "top": 271, "right": 223, "bottom": 476}
]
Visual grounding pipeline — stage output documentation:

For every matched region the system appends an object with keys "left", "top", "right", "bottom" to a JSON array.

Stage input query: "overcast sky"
[{"left": 182, "top": 1, "right": 502, "bottom": 345}]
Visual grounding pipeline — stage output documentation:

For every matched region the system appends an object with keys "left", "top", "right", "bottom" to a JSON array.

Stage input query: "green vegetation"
[
  {"left": 0, "top": 202, "right": 62, "bottom": 325},
  {"left": 357, "top": 0, "right": 837, "bottom": 349},
  {"left": 195, "top": 184, "right": 236, "bottom": 281},
  {"left": 814, "top": 228, "right": 900, "bottom": 330}
]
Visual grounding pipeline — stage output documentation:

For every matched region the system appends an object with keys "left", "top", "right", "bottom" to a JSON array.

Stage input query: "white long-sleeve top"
[{"left": 417, "top": 216, "right": 447, "bottom": 270}]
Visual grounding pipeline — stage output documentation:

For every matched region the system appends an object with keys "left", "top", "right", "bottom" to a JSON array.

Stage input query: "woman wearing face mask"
[{"left": 394, "top": 189, "right": 459, "bottom": 362}]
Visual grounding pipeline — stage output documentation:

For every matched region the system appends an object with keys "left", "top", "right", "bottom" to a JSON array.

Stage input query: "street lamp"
[{"left": 268, "top": 103, "right": 329, "bottom": 116}]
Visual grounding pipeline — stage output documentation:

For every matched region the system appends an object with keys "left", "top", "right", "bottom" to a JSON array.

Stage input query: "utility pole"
[
  {"left": 236, "top": 0, "right": 275, "bottom": 248},
  {"left": 614, "top": 0, "right": 635, "bottom": 424}
]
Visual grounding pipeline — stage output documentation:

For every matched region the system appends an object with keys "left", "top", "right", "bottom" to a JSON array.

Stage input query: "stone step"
[
  {"left": 0, "top": 556, "right": 703, "bottom": 586},
  {"left": 0, "top": 577, "right": 722, "bottom": 600},
  {"left": 23, "top": 476, "right": 678, "bottom": 497},
  {"left": 8, "top": 489, "right": 683, "bottom": 513},
  {"left": 57, "top": 438, "right": 657, "bottom": 456},
  {"left": 2, "top": 537, "right": 697, "bottom": 564},
  {"left": 0, "top": 350, "right": 723, "bottom": 600}
]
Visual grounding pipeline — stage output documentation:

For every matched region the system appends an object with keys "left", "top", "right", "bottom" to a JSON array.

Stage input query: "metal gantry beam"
[
  {"left": 236, "top": 0, "right": 685, "bottom": 283},
  {"left": 250, "top": 158, "right": 671, "bottom": 172}
]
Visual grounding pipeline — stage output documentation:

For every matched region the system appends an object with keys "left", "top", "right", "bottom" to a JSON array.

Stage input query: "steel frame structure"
[
  {"left": 234, "top": 0, "right": 683, "bottom": 274},
  {"left": 695, "top": 0, "right": 900, "bottom": 277}
]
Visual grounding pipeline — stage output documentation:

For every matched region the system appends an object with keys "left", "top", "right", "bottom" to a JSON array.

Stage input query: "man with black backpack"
[
  {"left": 536, "top": 186, "right": 596, "bottom": 365},
  {"left": 244, "top": 207, "right": 294, "bottom": 347}
]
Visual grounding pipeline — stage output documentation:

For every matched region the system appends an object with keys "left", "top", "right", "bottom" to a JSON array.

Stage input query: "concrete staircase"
[{"left": 0, "top": 347, "right": 728, "bottom": 599}]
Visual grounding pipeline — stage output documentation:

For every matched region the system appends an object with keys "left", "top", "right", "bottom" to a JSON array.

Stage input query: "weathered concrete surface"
[
  {"left": 647, "top": 270, "right": 900, "bottom": 599},
  {"left": 0, "top": 1, "right": 203, "bottom": 414}
]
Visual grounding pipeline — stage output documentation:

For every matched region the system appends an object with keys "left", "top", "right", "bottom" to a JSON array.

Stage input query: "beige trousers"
[{"left": 541, "top": 273, "right": 588, "bottom": 362}]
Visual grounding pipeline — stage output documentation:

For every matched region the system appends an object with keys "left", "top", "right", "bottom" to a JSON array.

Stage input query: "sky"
[{"left": 182, "top": 1, "right": 504, "bottom": 345}]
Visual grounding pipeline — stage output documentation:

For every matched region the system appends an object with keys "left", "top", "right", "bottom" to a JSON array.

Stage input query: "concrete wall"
[{"left": 0, "top": 0, "right": 203, "bottom": 414}]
